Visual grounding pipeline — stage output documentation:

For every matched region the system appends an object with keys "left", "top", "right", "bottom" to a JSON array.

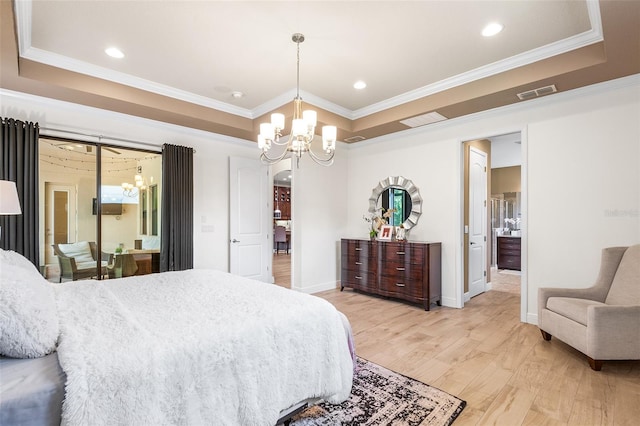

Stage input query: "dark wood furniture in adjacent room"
[
  {"left": 274, "top": 186, "right": 291, "bottom": 219},
  {"left": 497, "top": 235, "right": 521, "bottom": 270},
  {"left": 341, "top": 238, "right": 442, "bottom": 310}
]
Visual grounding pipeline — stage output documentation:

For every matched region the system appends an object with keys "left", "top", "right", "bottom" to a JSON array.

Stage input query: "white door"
[
  {"left": 44, "top": 183, "right": 76, "bottom": 265},
  {"left": 229, "top": 157, "right": 271, "bottom": 282},
  {"left": 468, "top": 147, "right": 487, "bottom": 298}
]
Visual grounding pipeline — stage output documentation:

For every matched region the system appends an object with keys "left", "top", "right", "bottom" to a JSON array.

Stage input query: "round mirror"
[{"left": 368, "top": 176, "right": 422, "bottom": 230}]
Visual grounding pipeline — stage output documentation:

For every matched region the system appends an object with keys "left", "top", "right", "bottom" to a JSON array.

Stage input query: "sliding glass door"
[
  {"left": 39, "top": 137, "right": 161, "bottom": 282},
  {"left": 100, "top": 146, "right": 162, "bottom": 279}
]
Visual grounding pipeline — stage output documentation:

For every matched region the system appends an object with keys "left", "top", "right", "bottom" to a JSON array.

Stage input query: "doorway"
[
  {"left": 44, "top": 183, "right": 76, "bottom": 267},
  {"left": 272, "top": 161, "right": 292, "bottom": 288},
  {"left": 489, "top": 133, "right": 523, "bottom": 297},
  {"left": 462, "top": 130, "right": 527, "bottom": 321}
]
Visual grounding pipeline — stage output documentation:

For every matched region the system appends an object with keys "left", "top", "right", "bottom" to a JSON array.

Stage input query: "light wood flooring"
[
  {"left": 273, "top": 253, "right": 291, "bottom": 288},
  {"left": 316, "top": 288, "right": 640, "bottom": 425}
]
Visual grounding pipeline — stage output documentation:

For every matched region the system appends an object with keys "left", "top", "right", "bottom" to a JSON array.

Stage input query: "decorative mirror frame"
[{"left": 368, "top": 176, "right": 422, "bottom": 230}]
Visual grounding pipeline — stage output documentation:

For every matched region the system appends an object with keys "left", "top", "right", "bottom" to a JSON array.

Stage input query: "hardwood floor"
[
  {"left": 272, "top": 253, "right": 290, "bottom": 288},
  {"left": 316, "top": 288, "right": 640, "bottom": 425}
]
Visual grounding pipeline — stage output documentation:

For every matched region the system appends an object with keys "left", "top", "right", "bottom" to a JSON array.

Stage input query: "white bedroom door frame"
[{"left": 229, "top": 156, "right": 271, "bottom": 282}]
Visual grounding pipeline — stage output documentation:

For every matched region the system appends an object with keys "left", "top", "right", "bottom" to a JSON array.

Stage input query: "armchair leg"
[
  {"left": 540, "top": 329, "right": 552, "bottom": 341},
  {"left": 587, "top": 357, "right": 603, "bottom": 371}
]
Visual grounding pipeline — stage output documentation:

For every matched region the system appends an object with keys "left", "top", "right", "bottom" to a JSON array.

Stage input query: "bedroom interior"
[{"left": 1, "top": 0, "right": 640, "bottom": 425}]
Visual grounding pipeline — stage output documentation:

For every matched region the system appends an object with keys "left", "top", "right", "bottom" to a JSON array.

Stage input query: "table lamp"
[{"left": 0, "top": 180, "right": 22, "bottom": 240}]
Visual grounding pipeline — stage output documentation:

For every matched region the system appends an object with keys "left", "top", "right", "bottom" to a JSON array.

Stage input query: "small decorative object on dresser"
[
  {"left": 377, "top": 225, "right": 393, "bottom": 241},
  {"left": 340, "top": 238, "right": 442, "bottom": 310}
]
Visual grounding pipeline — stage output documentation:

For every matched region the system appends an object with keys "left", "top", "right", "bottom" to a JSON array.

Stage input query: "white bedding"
[{"left": 54, "top": 269, "right": 353, "bottom": 425}]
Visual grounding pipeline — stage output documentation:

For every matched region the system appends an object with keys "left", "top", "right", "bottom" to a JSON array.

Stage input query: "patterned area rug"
[{"left": 291, "top": 357, "right": 466, "bottom": 425}]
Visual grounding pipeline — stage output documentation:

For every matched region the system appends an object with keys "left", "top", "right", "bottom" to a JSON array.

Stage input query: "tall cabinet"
[
  {"left": 274, "top": 186, "right": 291, "bottom": 219},
  {"left": 341, "top": 238, "right": 442, "bottom": 310}
]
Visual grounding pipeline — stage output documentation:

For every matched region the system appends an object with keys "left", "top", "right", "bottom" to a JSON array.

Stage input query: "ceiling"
[{"left": 1, "top": 1, "right": 639, "bottom": 145}]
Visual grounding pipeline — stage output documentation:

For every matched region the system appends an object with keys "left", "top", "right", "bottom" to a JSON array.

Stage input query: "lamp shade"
[{"left": 0, "top": 180, "right": 22, "bottom": 215}]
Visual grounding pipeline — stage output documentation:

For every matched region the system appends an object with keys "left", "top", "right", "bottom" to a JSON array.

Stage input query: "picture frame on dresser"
[{"left": 377, "top": 225, "right": 393, "bottom": 241}]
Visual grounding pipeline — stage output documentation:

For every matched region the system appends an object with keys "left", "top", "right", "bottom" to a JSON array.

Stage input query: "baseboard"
[
  {"left": 463, "top": 292, "right": 471, "bottom": 303},
  {"left": 295, "top": 280, "right": 340, "bottom": 294},
  {"left": 441, "top": 296, "right": 461, "bottom": 308},
  {"left": 527, "top": 312, "right": 539, "bottom": 325}
]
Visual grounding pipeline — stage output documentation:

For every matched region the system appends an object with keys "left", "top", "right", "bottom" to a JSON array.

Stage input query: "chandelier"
[
  {"left": 121, "top": 174, "right": 146, "bottom": 197},
  {"left": 258, "top": 33, "right": 337, "bottom": 167}
]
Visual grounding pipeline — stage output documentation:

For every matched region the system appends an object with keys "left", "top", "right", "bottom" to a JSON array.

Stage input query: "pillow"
[
  {"left": 0, "top": 249, "right": 59, "bottom": 358},
  {"left": 57, "top": 241, "right": 94, "bottom": 263}
]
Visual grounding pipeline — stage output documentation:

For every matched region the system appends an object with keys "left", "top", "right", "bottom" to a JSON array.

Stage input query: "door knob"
[
  {"left": 470, "top": 241, "right": 477, "bottom": 245},
  {"left": 231, "top": 239, "right": 240, "bottom": 243}
]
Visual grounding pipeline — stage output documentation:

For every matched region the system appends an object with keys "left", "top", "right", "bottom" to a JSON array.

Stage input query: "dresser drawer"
[
  {"left": 498, "top": 255, "right": 521, "bottom": 270},
  {"left": 499, "top": 248, "right": 520, "bottom": 256},
  {"left": 379, "top": 243, "right": 424, "bottom": 263},
  {"left": 379, "top": 275, "right": 424, "bottom": 300},
  {"left": 379, "top": 262, "right": 423, "bottom": 281},
  {"left": 341, "top": 269, "right": 376, "bottom": 291},
  {"left": 341, "top": 254, "right": 375, "bottom": 274}
]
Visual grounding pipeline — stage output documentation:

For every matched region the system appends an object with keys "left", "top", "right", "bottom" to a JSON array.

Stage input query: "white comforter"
[{"left": 54, "top": 269, "right": 353, "bottom": 425}]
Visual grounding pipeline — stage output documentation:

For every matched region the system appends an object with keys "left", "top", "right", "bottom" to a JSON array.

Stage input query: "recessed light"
[
  {"left": 105, "top": 47, "right": 124, "bottom": 58},
  {"left": 231, "top": 91, "right": 244, "bottom": 99},
  {"left": 353, "top": 81, "right": 367, "bottom": 90},
  {"left": 482, "top": 22, "right": 504, "bottom": 37}
]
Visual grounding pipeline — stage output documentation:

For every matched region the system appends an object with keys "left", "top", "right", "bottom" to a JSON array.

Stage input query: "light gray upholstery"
[{"left": 538, "top": 245, "right": 640, "bottom": 370}]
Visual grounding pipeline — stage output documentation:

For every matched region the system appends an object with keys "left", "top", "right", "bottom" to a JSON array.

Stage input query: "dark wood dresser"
[
  {"left": 341, "top": 238, "right": 442, "bottom": 310},
  {"left": 497, "top": 236, "right": 521, "bottom": 270}
]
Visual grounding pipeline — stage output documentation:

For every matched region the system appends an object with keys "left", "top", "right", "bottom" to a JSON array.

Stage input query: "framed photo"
[{"left": 378, "top": 225, "right": 394, "bottom": 241}]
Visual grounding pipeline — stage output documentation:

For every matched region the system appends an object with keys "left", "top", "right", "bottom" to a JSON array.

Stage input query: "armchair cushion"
[
  {"left": 546, "top": 297, "right": 605, "bottom": 326},
  {"left": 57, "top": 241, "right": 94, "bottom": 265}
]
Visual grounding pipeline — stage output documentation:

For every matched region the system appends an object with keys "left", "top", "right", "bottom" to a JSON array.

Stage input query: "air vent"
[
  {"left": 344, "top": 135, "right": 366, "bottom": 143},
  {"left": 517, "top": 84, "right": 557, "bottom": 101},
  {"left": 400, "top": 111, "right": 447, "bottom": 128}
]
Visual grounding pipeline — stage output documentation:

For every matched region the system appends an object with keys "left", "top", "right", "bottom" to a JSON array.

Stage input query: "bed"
[{"left": 0, "top": 249, "right": 355, "bottom": 425}]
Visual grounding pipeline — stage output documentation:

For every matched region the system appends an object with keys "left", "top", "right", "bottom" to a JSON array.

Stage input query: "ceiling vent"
[
  {"left": 344, "top": 135, "right": 366, "bottom": 143},
  {"left": 517, "top": 84, "right": 557, "bottom": 101},
  {"left": 400, "top": 111, "right": 447, "bottom": 128}
]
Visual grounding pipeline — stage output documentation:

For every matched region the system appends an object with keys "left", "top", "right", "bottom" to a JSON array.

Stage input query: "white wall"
[
  {"left": 343, "top": 75, "right": 640, "bottom": 321},
  {"left": 3, "top": 74, "right": 639, "bottom": 319},
  {"left": 2, "top": 88, "right": 349, "bottom": 292},
  {"left": 291, "top": 150, "right": 349, "bottom": 293}
]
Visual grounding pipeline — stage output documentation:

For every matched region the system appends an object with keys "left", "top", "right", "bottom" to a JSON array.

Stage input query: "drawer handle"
[
  {"left": 396, "top": 251, "right": 405, "bottom": 255},
  {"left": 355, "top": 248, "right": 362, "bottom": 251},
  {"left": 396, "top": 267, "right": 405, "bottom": 271},
  {"left": 355, "top": 262, "right": 362, "bottom": 265},
  {"left": 395, "top": 283, "right": 406, "bottom": 287},
  {"left": 355, "top": 276, "right": 363, "bottom": 280}
]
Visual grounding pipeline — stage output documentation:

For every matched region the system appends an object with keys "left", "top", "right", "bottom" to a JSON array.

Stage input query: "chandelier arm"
[
  {"left": 271, "top": 136, "right": 292, "bottom": 147},
  {"left": 260, "top": 147, "right": 290, "bottom": 165},
  {"left": 306, "top": 146, "right": 335, "bottom": 166}
]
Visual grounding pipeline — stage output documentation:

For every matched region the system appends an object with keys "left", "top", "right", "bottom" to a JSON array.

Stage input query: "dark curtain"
[
  {"left": 160, "top": 143, "right": 194, "bottom": 271},
  {"left": 0, "top": 117, "right": 39, "bottom": 266}
]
